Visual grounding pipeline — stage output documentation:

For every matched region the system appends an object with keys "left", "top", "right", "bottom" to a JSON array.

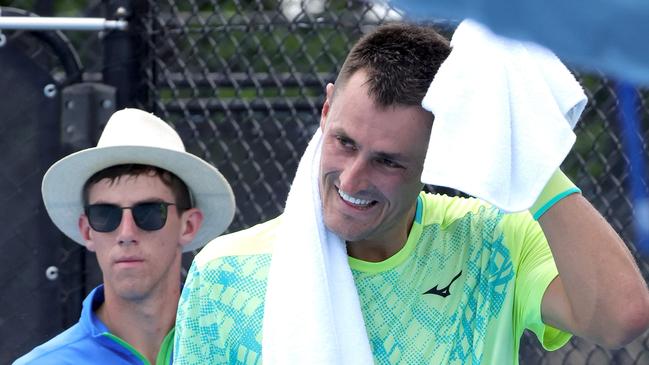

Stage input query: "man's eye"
[
  {"left": 336, "top": 136, "right": 355, "bottom": 149},
  {"left": 378, "top": 158, "right": 402, "bottom": 169}
]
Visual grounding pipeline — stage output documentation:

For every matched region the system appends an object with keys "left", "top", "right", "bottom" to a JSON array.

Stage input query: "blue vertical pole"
[{"left": 617, "top": 82, "right": 649, "bottom": 255}]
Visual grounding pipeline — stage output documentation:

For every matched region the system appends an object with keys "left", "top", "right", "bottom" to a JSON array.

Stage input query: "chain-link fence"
[{"left": 1, "top": 1, "right": 648, "bottom": 364}]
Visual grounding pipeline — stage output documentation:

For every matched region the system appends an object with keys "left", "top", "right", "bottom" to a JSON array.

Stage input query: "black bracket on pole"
[{"left": 61, "top": 82, "right": 116, "bottom": 151}]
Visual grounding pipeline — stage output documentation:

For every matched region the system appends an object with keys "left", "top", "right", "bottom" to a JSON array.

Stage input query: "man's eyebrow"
[
  {"left": 331, "top": 127, "right": 350, "bottom": 138},
  {"left": 374, "top": 151, "right": 405, "bottom": 161},
  {"left": 331, "top": 128, "right": 358, "bottom": 142},
  {"left": 88, "top": 198, "right": 168, "bottom": 205}
]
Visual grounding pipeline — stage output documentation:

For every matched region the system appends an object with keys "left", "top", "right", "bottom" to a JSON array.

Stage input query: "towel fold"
[
  {"left": 421, "top": 19, "right": 586, "bottom": 212},
  {"left": 262, "top": 129, "right": 374, "bottom": 364}
]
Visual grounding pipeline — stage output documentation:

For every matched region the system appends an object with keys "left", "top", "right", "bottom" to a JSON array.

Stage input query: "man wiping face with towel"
[{"left": 173, "top": 23, "right": 649, "bottom": 365}]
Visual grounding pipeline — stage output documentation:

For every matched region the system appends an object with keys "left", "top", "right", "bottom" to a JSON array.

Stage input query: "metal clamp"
[{"left": 0, "top": 8, "right": 5, "bottom": 47}]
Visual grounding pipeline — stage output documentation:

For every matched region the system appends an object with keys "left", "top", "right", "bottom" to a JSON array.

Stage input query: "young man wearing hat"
[{"left": 14, "top": 108, "right": 235, "bottom": 365}]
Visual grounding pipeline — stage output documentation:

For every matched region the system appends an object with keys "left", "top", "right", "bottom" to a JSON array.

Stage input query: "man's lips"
[
  {"left": 336, "top": 187, "right": 377, "bottom": 209},
  {"left": 114, "top": 257, "right": 144, "bottom": 265}
]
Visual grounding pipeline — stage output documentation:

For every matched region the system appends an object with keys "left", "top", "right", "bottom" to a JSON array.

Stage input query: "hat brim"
[{"left": 42, "top": 145, "right": 235, "bottom": 252}]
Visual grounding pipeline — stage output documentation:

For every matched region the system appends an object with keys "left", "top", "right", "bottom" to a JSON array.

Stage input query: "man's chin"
[
  {"left": 324, "top": 222, "right": 366, "bottom": 243},
  {"left": 111, "top": 281, "right": 148, "bottom": 301},
  {"left": 117, "top": 289, "right": 148, "bottom": 302}
]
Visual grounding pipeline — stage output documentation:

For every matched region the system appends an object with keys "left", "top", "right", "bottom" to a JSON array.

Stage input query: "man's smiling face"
[{"left": 319, "top": 70, "right": 432, "bottom": 259}]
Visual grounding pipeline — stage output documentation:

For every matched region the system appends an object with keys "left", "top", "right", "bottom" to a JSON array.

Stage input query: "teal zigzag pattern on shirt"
[
  {"left": 176, "top": 254, "right": 270, "bottom": 365},
  {"left": 353, "top": 206, "right": 514, "bottom": 364}
]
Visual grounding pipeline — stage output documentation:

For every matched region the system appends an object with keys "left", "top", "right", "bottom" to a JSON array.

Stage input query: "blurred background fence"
[{"left": 0, "top": 1, "right": 647, "bottom": 364}]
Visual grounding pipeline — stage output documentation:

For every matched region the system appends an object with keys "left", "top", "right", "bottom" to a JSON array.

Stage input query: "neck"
[{"left": 97, "top": 284, "right": 179, "bottom": 364}]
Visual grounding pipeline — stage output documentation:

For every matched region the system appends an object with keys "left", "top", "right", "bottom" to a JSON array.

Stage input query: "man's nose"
[
  {"left": 116, "top": 209, "right": 138, "bottom": 245},
  {"left": 338, "top": 157, "right": 371, "bottom": 195}
]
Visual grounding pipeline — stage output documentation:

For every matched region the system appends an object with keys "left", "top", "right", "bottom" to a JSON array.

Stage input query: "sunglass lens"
[
  {"left": 86, "top": 204, "right": 122, "bottom": 232},
  {"left": 132, "top": 202, "right": 168, "bottom": 231}
]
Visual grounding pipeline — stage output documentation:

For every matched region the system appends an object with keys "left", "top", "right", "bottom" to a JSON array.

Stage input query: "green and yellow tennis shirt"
[{"left": 174, "top": 192, "right": 571, "bottom": 364}]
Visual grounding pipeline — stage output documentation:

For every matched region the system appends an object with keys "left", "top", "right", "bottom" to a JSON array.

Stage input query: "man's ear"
[
  {"left": 79, "top": 215, "right": 96, "bottom": 252},
  {"left": 320, "top": 83, "right": 335, "bottom": 130},
  {"left": 178, "top": 208, "right": 204, "bottom": 248}
]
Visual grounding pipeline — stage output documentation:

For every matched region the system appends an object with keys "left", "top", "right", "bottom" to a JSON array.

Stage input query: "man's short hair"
[
  {"left": 82, "top": 164, "right": 192, "bottom": 214},
  {"left": 334, "top": 23, "right": 451, "bottom": 107}
]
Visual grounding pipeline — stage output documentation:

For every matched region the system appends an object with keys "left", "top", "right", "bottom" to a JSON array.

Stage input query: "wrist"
[{"left": 530, "top": 169, "right": 581, "bottom": 220}]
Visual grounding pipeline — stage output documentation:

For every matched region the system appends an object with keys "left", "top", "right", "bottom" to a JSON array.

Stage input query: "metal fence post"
[{"left": 102, "top": 0, "right": 145, "bottom": 109}]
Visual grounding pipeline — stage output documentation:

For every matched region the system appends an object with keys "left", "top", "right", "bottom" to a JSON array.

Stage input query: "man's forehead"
[{"left": 87, "top": 174, "right": 174, "bottom": 200}]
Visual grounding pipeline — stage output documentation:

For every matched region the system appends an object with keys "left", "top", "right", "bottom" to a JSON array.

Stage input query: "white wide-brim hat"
[{"left": 41, "top": 108, "right": 235, "bottom": 252}]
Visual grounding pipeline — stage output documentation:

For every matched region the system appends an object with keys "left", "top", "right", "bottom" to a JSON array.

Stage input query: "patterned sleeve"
[
  {"left": 174, "top": 261, "right": 222, "bottom": 364},
  {"left": 507, "top": 212, "right": 573, "bottom": 351}
]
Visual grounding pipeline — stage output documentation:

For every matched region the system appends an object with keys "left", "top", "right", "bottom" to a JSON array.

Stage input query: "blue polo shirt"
[{"left": 13, "top": 285, "right": 174, "bottom": 365}]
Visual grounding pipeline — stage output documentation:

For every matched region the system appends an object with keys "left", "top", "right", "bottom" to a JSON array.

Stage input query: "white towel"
[
  {"left": 421, "top": 19, "right": 587, "bottom": 212},
  {"left": 262, "top": 128, "right": 374, "bottom": 364}
]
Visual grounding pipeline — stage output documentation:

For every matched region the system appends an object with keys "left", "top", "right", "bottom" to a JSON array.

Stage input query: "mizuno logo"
[{"left": 424, "top": 271, "right": 463, "bottom": 298}]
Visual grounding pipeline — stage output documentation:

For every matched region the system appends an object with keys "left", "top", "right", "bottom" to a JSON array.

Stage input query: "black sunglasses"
[{"left": 84, "top": 202, "right": 176, "bottom": 232}]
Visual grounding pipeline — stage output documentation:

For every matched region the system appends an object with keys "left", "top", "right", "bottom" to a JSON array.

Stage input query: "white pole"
[{"left": 0, "top": 17, "right": 127, "bottom": 31}]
